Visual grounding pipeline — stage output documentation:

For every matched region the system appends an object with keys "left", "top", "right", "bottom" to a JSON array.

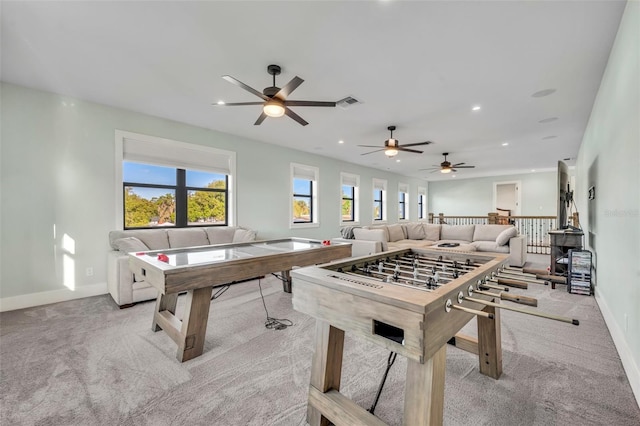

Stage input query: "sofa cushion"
[
  {"left": 127, "top": 230, "right": 170, "bottom": 250},
  {"left": 424, "top": 224, "right": 441, "bottom": 241},
  {"left": 496, "top": 226, "right": 519, "bottom": 246},
  {"left": 168, "top": 228, "right": 209, "bottom": 248},
  {"left": 205, "top": 227, "right": 237, "bottom": 244},
  {"left": 353, "top": 228, "right": 388, "bottom": 251},
  {"left": 405, "top": 223, "right": 426, "bottom": 240},
  {"left": 473, "top": 224, "right": 512, "bottom": 242},
  {"left": 368, "top": 225, "right": 390, "bottom": 242},
  {"left": 440, "top": 225, "right": 474, "bottom": 242},
  {"left": 113, "top": 237, "right": 149, "bottom": 253},
  {"left": 387, "top": 224, "right": 406, "bottom": 242},
  {"left": 233, "top": 228, "right": 257, "bottom": 243},
  {"left": 471, "top": 240, "right": 510, "bottom": 253}
]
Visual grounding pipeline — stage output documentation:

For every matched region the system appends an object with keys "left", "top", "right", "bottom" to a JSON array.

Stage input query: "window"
[
  {"left": 418, "top": 186, "right": 427, "bottom": 220},
  {"left": 291, "top": 163, "right": 319, "bottom": 227},
  {"left": 340, "top": 172, "right": 359, "bottom": 224},
  {"left": 373, "top": 178, "right": 387, "bottom": 221},
  {"left": 398, "top": 183, "right": 409, "bottom": 221},
  {"left": 123, "top": 164, "right": 227, "bottom": 228},
  {"left": 115, "top": 130, "right": 236, "bottom": 230}
]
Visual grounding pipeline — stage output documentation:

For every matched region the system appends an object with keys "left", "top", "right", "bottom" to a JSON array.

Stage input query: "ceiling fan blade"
[
  {"left": 285, "top": 100, "right": 337, "bottom": 107},
  {"left": 222, "top": 75, "right": 270, "bottom": 101},
  {"left": 397, "top": 147, "right": 423, "bottom": 154},
  {"left": 284, "top": 107, "right": 309, "bottom": 126},
  {"left": 276, "top": 76, "right": 304, "bottom": 99},
  {"left": 358, "top": 144, "right": 385, "bottom": 148},
  {"left": 419, "top": 167, "right": 439, "bottom": 171},
  {"left": 455, "top": 165, "right": 476, "bottom": 168},
  {"left": 216, "top": 102, "right": 264, "bottom": 106},
  {"left": 451, "top": 169, "right": 458, "bottom": 172},
  {"left": 361, "top": 148, "right": 387, "bottom": 155},
  {"left": 430, "top": 169, "right": 442, "bottom": 173},
  {"left": 254, "top": 112, "right": 268, "bottom": 125},
  {"left": 451, "top": 162, "right": 466, "bottom": 167},
  {"left": 400, "top": 141, "right": 433, "bottom": 147}
]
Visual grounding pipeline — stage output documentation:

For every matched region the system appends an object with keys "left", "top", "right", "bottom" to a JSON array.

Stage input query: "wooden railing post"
[
  {"left": 438, "top": 213, "right": 445, "bottom": 224},
  {"left": 428, "top": 213, "right": 434, "bottom": 224}
]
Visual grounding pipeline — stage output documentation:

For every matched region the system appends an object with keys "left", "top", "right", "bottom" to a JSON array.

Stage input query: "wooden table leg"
[
  {"left": 177, "top": 286, "right": 213, "bottom": 362},
  {"left": 308, "top": 320, "right": 345, "bottom": 426},
  {"left": 281, "top": 270, "right": 292, "bottom": 293},
  {"left": 403, "top": 344, "right": 447, "bottom": 425},
  {"left": 477, "top": 300, "right": 502, "bottom": 379},
  {"left": 152, "top": 292, "right": 178, "bottom": 332}
]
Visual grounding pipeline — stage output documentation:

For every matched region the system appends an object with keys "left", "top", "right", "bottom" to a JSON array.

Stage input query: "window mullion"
[{"left": 176, "top": 169, "right": 187, "bottom": 227}]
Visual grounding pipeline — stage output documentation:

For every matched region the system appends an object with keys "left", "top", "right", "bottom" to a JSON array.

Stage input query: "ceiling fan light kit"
[{"left": 263, "top": 99, "right": 285, "bottom": 117}]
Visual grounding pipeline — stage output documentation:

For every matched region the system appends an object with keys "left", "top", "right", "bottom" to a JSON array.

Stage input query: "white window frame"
[
  {"left": 114, "top": 130, "right": 236, "bottom": 230},
  {"left": 372, "top": 178, "right": 388, "bottom": 222},
  {"left": 418, "top": 186, "right": 428, "bottom": 221},
  {"left": 290, "top": 163, "right": 319, "bottom": 229},
  {"left": 398, "top": 183, "right": 409, "bottom": 221},
  {"left": 340, "top": 172, "right": 360, "bottom": 225}
]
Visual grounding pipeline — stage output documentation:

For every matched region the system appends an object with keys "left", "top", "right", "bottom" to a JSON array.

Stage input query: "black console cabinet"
[{"left": 549, "top": 230, "right": 584, "bottom": 276}]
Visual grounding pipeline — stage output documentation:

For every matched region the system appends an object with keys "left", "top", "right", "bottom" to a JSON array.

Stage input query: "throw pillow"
[
  {"left": 424, "top": 224, "right": 441, "bottom": 241},
  {"left": 113, "top": 237, "right": 149, "bottom": 253},
  {"left": 406, "top": 223, "right": 426, "bottom": 240},
  {"left": 233, "top": 228, "right": 257, "bottom": 243},
  {"left": 496, "top": 227, "right": 518, "bottom": 246},
  {"left": 387, "top": 224, "right": 405, "bottom": 242}
]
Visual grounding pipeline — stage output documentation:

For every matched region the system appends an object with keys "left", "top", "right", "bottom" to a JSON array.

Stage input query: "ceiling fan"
[
  {"left": 421, "top": 153, "right": 476, "bottom": 173},
  {"left": 215, "top": 64, "right": 336, "bottom": 126},
  {"left": 359, "top": 126, "right": 433, "bottom": 157}
]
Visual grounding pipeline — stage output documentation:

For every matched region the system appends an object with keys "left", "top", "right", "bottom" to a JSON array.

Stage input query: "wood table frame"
[
  {"left": 292, "top": 249, "right": 506, "bottom": 425},
  {"left": 128, "top": 238, "right": 352, "bottom": 362}
]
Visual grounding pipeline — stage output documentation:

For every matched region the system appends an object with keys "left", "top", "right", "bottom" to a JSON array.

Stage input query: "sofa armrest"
[
  {"left": 508, "top": 235, "right": 527, "bottom": 267},
  {"left": 331, "top": 238, "right": 382, "bottom": 257},
  {"left": 107, "top": 251, "right": 134, "bottom": 306}
]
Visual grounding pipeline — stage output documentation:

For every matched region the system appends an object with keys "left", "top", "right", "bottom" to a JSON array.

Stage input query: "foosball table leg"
[
  {"left": 477, "top": 302, "right": 503, "bottom": 379},
  {"left": 281, "top": 270, "right": 292, "bottom": 293},
  {"left": 308, "top": 321, "right": 345, "bottom": 426},
  {"left": 403, "top": 345, "right": 447, "bottom": 425}
]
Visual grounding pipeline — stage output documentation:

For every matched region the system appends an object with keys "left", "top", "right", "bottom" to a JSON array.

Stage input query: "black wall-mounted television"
[{"left": 557, "top": 160, "right": 573, "bottom": 230}]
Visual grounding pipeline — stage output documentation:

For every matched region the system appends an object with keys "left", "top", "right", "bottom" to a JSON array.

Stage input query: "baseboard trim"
[
  {"left": 0, "top": 283, "right": 108, "bottom": 312},
  {"left": 595, "top": 288, "right": 640, "bottom": 408}
]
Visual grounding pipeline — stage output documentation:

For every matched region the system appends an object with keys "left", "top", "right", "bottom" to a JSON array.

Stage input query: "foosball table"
[{"left": 291, "top": 248, "right": 579, "bottom": 426}]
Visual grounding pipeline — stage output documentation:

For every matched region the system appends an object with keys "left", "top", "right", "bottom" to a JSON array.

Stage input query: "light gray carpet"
[{"left": 1, "top": 274, "right": 639, "bottom": 426}]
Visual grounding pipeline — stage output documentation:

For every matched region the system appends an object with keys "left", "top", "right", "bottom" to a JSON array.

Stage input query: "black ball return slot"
[{"left": 373, "top": 320, "right": 405, "bottom": 345}]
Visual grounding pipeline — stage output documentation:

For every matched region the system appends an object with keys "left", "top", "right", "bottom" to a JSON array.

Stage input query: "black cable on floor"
[{"left": 258, "top": 278, "right": 293, "bottom": 330}]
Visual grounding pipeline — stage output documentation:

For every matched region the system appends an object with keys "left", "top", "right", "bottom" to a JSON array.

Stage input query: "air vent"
[{"left": 337, "top": 96, "right": 361, "bottom": 109}]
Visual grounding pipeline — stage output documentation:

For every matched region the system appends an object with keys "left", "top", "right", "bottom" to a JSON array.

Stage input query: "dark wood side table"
[{"left": 549, "top": 230, "right": 584, "bottom": 277}]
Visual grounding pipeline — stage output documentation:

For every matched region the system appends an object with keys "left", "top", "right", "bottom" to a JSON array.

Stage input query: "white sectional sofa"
[
  {"left": 107, "top": 226, "right": 256, "bottom": 307},
  {"left": 333, "top": 222, "right": 526, "bottom": 267}
]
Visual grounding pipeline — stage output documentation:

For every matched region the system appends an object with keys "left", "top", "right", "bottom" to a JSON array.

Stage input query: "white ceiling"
[{"left": 1, "top": 1, "right": 626, "bottom": 181}]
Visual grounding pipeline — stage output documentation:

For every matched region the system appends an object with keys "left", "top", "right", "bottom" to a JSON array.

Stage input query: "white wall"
[
  {"left": 428, "top": 171, "right": 557, "bottom": 216},
  {"left": 0, "top": 82, "right": 427, "bottom": 306},
  {"left": 575, "top": 1, "right": 639, "bottom": 404}
]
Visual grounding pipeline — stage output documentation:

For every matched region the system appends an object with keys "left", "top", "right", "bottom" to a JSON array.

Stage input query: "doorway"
[{"left": 493, "top": 181, "right": 521, "bottom": 215}]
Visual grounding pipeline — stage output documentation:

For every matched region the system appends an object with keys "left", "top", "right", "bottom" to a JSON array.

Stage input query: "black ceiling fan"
[
  {"left": 421, "top": 152, "right": 476, "bottom": 174},
  {"left": 359, "top": 126, "right": 433, "bottom": 157},
  {"left": 215, "top": 64, "right": 336, "bottom": 126}
]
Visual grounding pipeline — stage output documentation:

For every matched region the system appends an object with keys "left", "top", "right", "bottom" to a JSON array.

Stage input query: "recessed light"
[
  {"left": 472, "top": 105, "right": 481, "bottom": 111},
  {"left": 502, "top": 142, "right": 509, "bottom": 146},
  {"left": 217, "top": 101, "right": 225, "bottom": 105},
  {"left": 542, "top": 135, "right": 557, "bottom": 140},
  {"left": 338, "top": 140, "right": 344, "bottom": 144},
  {"left": 531, "top": 169, "right": 536, "bottom": 172},
  {"left": 539, "top": 117, "right": 558, "bottom": 123},
  {"left": 396, "top": 159, "right": 401, "bottom": 163},
  {"left": 531, "top": 89, "right": 556, "bottom": 98},
  {"left": 452, "top": 175, "right": 456, "bottom": 178}
]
